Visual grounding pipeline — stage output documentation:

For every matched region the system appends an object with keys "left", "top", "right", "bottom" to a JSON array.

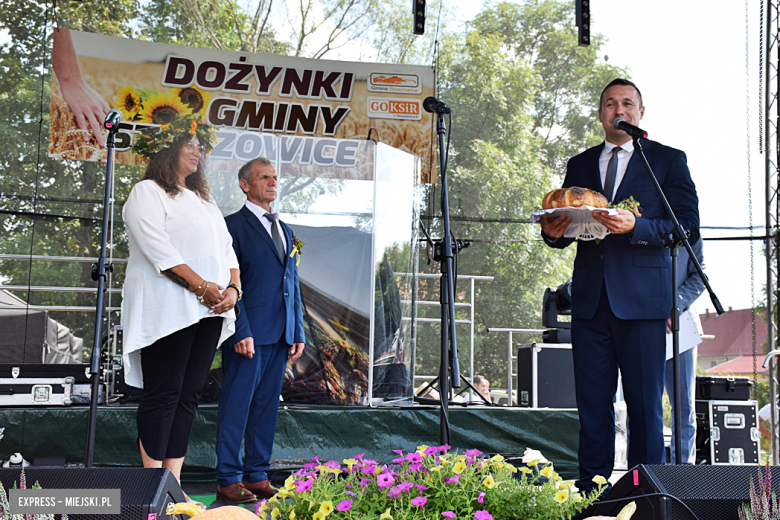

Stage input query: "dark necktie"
[
  {"left": 264, "top": 212, "right": 285, "bottom": 260},
  {"left": 603, "top": 146, "right": 622, "bottom": 203}
]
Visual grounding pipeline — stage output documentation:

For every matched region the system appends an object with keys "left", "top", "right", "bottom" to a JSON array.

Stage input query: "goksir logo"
[{"left": 366, "top": 97, "right": 422, "bottom": 120}]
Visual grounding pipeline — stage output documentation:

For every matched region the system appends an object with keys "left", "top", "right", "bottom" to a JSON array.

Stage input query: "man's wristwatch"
[{"left": 227, "top": 283, "right": 243, "bottom": 301}]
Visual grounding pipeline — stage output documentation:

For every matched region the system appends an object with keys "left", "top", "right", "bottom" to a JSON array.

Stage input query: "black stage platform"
[{"left": 0, "top": 404, "right": 580, "bottom": 480}]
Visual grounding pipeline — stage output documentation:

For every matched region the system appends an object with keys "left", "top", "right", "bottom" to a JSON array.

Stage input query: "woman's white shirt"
[{"left": 121, "top": 180, "right": 238, "bottom": 388}]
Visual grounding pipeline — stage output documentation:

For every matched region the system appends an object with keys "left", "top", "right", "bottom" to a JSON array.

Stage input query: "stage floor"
[{"left": 0, "top": 404, "right": 581, "bottom": 481}]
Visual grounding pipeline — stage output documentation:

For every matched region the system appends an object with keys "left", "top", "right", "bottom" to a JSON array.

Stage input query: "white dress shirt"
[
  {"left": 599, "top": 139, "right": 636, "bottom": 201},
  {"left": 121, "top": 180, "right": 239, "bottom": 388},
  {"left": 245, "top": 200, "right": 287, "bottom": 253}
]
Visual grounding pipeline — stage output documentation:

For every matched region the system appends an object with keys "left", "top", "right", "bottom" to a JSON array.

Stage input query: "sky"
[{"left": 440, "top": 0, "right": 765, "bottom": 314}]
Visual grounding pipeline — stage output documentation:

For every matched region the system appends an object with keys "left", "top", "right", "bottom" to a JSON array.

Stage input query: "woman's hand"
[
  {"left": 52, "top": 29, "right": 109, "bottom": 147},
  {"left": 61, "top": 80, "right": 110, "bottom": 147},
  {"left": 211, "top": 286, "right": 237, "bottom": 314},
  {"left": 199, "top": 282, "right": 224, "bottom": 307}
]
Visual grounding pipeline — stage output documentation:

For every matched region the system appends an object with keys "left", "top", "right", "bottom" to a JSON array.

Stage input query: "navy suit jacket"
[
  {"left": 225, "top": 206, "right": 305, "bottom": 347},
  {"left": 544, "top": 139, "right": 699, "bottom": 321}
]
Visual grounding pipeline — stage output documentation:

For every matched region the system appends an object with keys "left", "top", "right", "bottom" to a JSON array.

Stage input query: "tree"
[{"left": 0, "top": 1, "right": 140, "bottom": 350}]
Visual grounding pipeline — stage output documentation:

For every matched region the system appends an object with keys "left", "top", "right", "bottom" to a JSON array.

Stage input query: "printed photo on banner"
[{"left": 48, "top": 29, "right": 437, "bottom": 181}]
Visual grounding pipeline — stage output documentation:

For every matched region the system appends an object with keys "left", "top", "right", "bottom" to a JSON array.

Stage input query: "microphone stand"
[
  {"left": 631, "top": 136, "right": 724, "bottom": 464},
  {"left": 85, "top": 125, "right": 119, "bottom": 467},
  {"left": 420, "top": 102, "right": 461, "bottom": 445}
]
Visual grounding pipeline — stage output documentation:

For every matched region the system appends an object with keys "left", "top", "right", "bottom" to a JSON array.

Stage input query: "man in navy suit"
[
  {"left": 215, "top": 157, "right": 305, "bottom": 503},
  {"left": 541, "top": 79, "right": 699, "bottom": 493}
]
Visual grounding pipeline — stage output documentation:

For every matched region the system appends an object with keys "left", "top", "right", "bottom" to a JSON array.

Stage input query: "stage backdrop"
[{"left": 47, "top": 29, "right": 436, "bottom": 182}]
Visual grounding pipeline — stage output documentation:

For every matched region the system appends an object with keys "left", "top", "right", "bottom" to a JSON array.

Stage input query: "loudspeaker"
[
  {"left": 575, "top": 0, "right": 590, "bottom": 47},
  {"left": 412, "top": 0, "right": 426, "bottom": 35},
  {"left": 593, "top": 464, "right": 777, "bottom": 519},
  {"left": 516, "top": 343, "right": 576, "bottom": 408},
  {"left": 0, "top": 467, "right": 186, "bottom": 520}
]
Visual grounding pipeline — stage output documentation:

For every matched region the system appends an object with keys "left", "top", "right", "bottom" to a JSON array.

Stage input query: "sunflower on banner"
[
  {"left": 175, "top": 86, "right": 212, "bottom": 116},
  {"left": 137, "top": 92, "right": 190, "bottom": 125},
  {"left": 113, "top": 85, "right": 211, "bottom": 123}
]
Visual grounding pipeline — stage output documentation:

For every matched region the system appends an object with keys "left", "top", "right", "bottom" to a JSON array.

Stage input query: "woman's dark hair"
[{"left": 139, "top": 135, "right": 210, "bottom": 199}]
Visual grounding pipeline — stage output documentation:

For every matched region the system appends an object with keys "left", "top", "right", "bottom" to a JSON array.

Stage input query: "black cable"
[
  {"left": 0, "top": 209, "right": 101, "bottom": 221},
  {"left": 0, "top": 195, "right": 113, "bottom": 205},
  {"left": 421, "top": 215, "right": 532, "bottom": 224},
  {"left": 703, "top": 236, "right": 771, "bottom": 241},
  {"left": 418, "top": 235, "right": 770, "bottom": 244}
]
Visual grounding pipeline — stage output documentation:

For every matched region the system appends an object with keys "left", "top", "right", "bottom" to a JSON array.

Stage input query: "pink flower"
[
  {"left": 411, "top": 496, "right": 427, "bottom": 508},
  {"left": 359, "top": 478, "right": 372, "bottom": 488},
  {"left": 295, "top": 479, "right": 313, "bottom": 493},
  {"left": 437, "top": 444, "right": 451, "bottom": 452},
  {"left": 392, "top": 449, "right": 406, "bottom": 456},
  {"left": 362, "top": 465, "right": 377, "bottom": 475},
  {"left": 408, "top": 463, "right": 422, "bottom": 472},
  {"left": 377, "top": 472, "right": 395, "bottom": 488},
  {"left": 336, "top": 500, "right": 353, "bottom": 512},
  {"left": 474, "top": 511, "right": 493, "bottom": 520},
  {"left": 405, "top": 452, "right": 423, "bottom": 463},
  {"left": 444, "top": 474, "right": 461, "bottom": 485},
  {"left": 415, "top": 484, "right": 428, "bottom": 494},
  {"left": 397, "top": 482, "right": 414, "bottom": 494},
  {"left": 255, "top": 499, "right": 267, "bottom": 515},
  {"left": 442, "top": 513, "right": 456, "bottom": 519},
  {"left": 363, "top": 459, "right": 378, "bottom": 465},
  {"left": 477, "top": 491, "right": 485, "bottom": 504},
  {"left": 424, "top": 446, "right": 439, "bottom": 456},
  {"left": 465, "top": 449, "right": 483, "bottom": 458},
  {"left": 303, "top": 456, "right": 320, "bottom": 469},
  {"left": 324, "top": 460, "right": 341, "bottom": 470},
  {"left": 387, "top": 486, "right": 401, "bottom": 498},
  {"left": 393, "top": 457, "right": 406, "bottom": 464}
]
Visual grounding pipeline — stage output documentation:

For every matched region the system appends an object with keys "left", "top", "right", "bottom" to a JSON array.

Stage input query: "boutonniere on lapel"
[
  {"left": 289, "top": 237, "right": 304, "bottom": 266},
  {"left": 610, "top": 196, "right": 642, "bottom": 217}
]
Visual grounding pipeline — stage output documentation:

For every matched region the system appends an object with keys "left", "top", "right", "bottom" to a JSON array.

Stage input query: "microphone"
[
  {"left": 423, "top": 96, "right": 451, "bottom": 114},
  {"left": 103, "top": 109, "right": 123, "bottom": 132},
  {"left": 613, "top": 117, "right": 647, "bottom": 139}
]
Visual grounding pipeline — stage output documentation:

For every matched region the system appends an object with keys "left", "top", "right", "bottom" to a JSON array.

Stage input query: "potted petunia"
[{"left": 250, "top": 445, "right": 631, "bottom": 520}]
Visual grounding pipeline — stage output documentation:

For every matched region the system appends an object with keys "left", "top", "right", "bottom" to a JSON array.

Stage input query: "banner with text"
[{"left": 48, "top": 29, "right": 436, "bottom": 182}]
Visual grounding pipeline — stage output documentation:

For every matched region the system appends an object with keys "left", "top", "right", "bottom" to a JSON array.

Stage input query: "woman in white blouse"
[{"left": 122, "top": 114, "right": 240, "bottom": 488}]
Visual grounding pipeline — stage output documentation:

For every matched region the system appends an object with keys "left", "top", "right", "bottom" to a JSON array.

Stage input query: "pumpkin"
[
  {"left": 167, "top": 502, "right": 258, "bottom": 519},
  {"left": 192, "top": 506, "right": 259, "bottom": 519}
]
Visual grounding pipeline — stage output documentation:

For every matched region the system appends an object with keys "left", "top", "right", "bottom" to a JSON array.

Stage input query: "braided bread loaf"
[{"left": 542, "top": 187, "right": 608, "bottom": 209}]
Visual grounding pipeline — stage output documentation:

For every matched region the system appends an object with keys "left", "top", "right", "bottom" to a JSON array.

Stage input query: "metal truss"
[{"left": 764, "top": 0, "right": 780, "bottom": 465}]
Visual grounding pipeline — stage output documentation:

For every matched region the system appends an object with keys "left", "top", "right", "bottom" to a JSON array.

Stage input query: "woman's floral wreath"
[
  {"left": 131, "top": 113, "right": 217, "bottom": 159},
  {"left": 115, "top": 84, "right": 217, "bottom": 159}
]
